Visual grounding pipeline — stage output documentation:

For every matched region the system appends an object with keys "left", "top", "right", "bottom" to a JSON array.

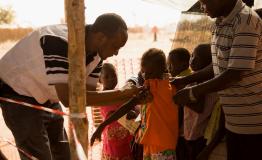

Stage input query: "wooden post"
[{"left": 65, "top": 0, "right": 88, "bottom": 159}]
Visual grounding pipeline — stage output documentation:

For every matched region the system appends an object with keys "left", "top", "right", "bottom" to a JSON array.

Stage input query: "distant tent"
[
  {"left": 183, "top": 2, "right": 203, "bottom": 15},
  {"left": 184, "top": 0, "right": 254, "bottom": 14},
  {"left": 142, "top": 0, "right": 258, "bottom": 14}
]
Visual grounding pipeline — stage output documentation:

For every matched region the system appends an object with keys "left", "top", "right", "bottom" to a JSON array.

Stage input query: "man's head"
[
  {"left": 190, "top": 44, "right": 212, "bottom": 71},
  {"left": 167, "top": 48, "right": 190, "bottom": 77},
  {"left": 87, "top": 13, "right": 128, "bottom": 60},
  {"left": 199, "top": 0, "right": 237, "bottom": 18}
]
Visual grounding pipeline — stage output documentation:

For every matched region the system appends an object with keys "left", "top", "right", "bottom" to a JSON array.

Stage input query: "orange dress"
[{"left": 138, "top": 79, "right": 179, "bottom": 158}]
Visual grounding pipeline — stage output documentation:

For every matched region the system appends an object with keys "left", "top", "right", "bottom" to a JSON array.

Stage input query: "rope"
[
  {"left": 0, "top": 97, "right": 86, "bottom": 119},
  {"left": 0, "top": 97, "right": 89, "bottom": 159},
  {"left": 0, "top": 137, "right": 38, "bottom": 160}
]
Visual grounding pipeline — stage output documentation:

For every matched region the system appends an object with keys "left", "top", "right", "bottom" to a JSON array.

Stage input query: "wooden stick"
[{"left": 65, "top": 0, "right": 88, "bottom": 159}]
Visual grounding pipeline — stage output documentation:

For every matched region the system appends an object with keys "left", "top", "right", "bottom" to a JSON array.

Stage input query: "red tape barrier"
[{"left": 0, "top": 97, "right": 89, "bottom": 159}]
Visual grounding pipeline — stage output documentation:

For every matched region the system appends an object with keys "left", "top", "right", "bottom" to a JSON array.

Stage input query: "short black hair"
[
  {"left": 91, "top": 13, "right": 127, "bottom": 37},
  {"left": 194, "top": 43, "right": 212, "bottom": 65},
  {"left": 141, "top": 48, "right": 167, "bottom": 74},
  {"left": 168, "top": 48, "right": 190, "bottom": 64}
]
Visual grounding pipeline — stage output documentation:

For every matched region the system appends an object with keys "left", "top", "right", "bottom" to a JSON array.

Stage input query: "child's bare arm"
[
  {"left": 99, "top": 96, "right": 139, "bottom": 128},
  {"left": 90, "top": 89, "right": 150, "bottom": 145}
]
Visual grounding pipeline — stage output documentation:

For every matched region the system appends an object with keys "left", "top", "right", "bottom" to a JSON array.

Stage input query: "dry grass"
[
  {"left": 0, "top": 28, "right": 32, "bottom": 43},
  {"left": 171, "top": 30, "right": 211, "bottom": 52}
]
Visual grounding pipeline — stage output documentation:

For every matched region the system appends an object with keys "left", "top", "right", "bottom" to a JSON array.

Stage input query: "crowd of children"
[
  {"left": 92, "top": 6, "right": 262, "bottom": 156},
  {"left": 91, "top": 43, "right": 222, "bottom": 160}
]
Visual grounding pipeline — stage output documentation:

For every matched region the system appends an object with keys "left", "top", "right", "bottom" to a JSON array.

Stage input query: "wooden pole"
[{"left": 65, "top": 0, "right": 88, "bottom": 159}]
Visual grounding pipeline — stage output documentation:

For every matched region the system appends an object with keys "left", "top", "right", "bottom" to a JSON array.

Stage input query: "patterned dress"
[{"left": 100, "top": 105, "right": 133, "bottom": 160}]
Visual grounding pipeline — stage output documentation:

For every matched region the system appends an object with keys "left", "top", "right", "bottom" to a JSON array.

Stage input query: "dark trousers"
[
  {"left": 226, "top": 129, "right": 262, "bottom": 160},
  {"left": 0, "top": 83, "right": 70, "bottom": 160}
]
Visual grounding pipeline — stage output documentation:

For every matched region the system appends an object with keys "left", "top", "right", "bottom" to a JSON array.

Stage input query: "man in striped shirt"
[
  {"left": 173, "top": 0, "right": 262, "bottom": 159},
  {"left": 0, "top": 13, "right": 141, "bottom": 160}
]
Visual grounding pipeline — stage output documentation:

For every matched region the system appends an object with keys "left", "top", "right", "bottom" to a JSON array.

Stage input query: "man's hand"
[
  {"left": 121, "top": 82, "right": 142, "bottom": 97},
  {"left": 90, "top": 125, "right": 104, "bottom": 146},
  {"left": 135, "top": 87, "right": 153, "bottom": 104}
]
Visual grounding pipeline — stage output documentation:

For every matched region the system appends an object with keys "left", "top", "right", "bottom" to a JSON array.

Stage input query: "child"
[
  {"left": 167, "top": 48, "right": 191, "bottom": 78},
  {"left": 98, "top": 63, "right": 134, "bottom": 160},
  {"left": 183, "top": 44, "right": 219, "bottom": 160},
  {"left": 91, "top": 48, "right": 179, "bottom": 160},
  {"left": 167, "top": 48, "right": 192, "bottom": 160}
]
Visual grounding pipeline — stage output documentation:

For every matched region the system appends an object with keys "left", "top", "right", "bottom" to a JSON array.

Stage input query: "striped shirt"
[
  {"left": 0, "top": 25, "right": 102, "bottom": 104},
  {"left": 40, "top": 33, "right": 102, "bottom": 86},
  {"left": 211, "top": 0, "right": 262, "bottom": 134}
]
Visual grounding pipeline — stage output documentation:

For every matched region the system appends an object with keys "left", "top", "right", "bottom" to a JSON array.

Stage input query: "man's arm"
[
  {"left": 173, "top": 69, "right": 242, "bottom": 106},
  {"left": 55, "top": 83, "right": 140, "bottom": 107},
  {"left": 171, "top": 64, "right": 214, "bottom": 89},
  {"left": 193, "top": 69, "right": 242, "bottom": 98}
]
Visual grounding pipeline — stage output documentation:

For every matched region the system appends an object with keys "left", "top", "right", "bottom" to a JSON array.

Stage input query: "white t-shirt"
[{"left": 0, "top": 24, "right": 102, "bottom": 104}]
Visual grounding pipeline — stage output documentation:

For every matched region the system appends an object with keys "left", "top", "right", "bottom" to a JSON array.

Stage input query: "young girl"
[
  {"left": 91, "top": 48, "right": 179, "bottom": 160},
  {"left": 98, "top": 63, "right": 134, "bottom": 160}
]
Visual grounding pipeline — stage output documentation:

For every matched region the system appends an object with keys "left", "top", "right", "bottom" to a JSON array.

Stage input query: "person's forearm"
[
  {"left": 86, "top": 89, "right": 134, "bottom": 106},
  {"left": 193, "top": 69, "right": 242, "bottom": 98},
  {"left": 181, "top": 64, "right": 214, "bottom": 84},
  {"left": 100, "top": 97, "right": 139, "bottom": 128}
]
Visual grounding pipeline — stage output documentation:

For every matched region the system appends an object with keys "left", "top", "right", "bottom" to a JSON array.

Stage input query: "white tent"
[
  {"left": 142, "top": 0, "right": 262, "bottom": 11},
  {"left": 142, "top": 0, "right": 197, "bottom": 11}
]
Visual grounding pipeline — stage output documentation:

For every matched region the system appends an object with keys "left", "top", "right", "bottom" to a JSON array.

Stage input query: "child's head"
[
  {"left": 167, "top": 48, "right": 190, "bottom": 77},
  {"left": 100, "top": 63, "right": 118, "bottom": 90},
  {"left": 190, "top": 44, "right": 212, "bottom": 71},
  {"left": 141, "top": 48, "right": 167, "bottom": 80}
]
